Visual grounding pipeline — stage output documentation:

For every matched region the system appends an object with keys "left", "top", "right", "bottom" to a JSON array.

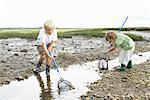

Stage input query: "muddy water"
[
  {"left": 0, "top": 37, "right": 108, "bottom": 85},
  {"left": 0, "top": 63, "right": 100, "bottom": 100},
  {"left": 0, "top": 51, "right": 150, "bottom": 100},
  {"left": 0, "top": 37, "right": 150, "bottom": 99},
  {"left": 107, "top": 51, "right": 150, "bottom": 69},
  {"left": 82, "top": 51, "right": 150, "bottom": 70}
]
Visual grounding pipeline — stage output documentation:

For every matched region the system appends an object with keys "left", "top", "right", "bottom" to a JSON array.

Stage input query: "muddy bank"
[
  {"left": 81, "top": 59, "right": 150, "bottom": 100},
  {"left": 0, "top": 37, "right": 150, "bottom": 86}
]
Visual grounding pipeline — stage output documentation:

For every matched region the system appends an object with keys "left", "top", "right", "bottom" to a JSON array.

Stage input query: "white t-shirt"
[{"left": 37, "top": 28, "right": 58, "bottom": 45}]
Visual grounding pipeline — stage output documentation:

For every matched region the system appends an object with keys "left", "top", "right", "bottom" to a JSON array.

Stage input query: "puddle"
[
  {"left": 0, "top": 63, "right": 100, "bottom": 100},
  {"left": 81, "top": 51, "right": 150, "bottom": 70},
  {"left": 0, "top": 51, "right": 150, "bottom": 100},
  {"left": 107, "top": 51, "right": 150, "bottom": 70}
]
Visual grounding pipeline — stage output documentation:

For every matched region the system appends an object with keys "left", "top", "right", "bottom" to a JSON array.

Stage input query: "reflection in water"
[{"left": 35, "top": 73, "right": 53, "bottom": 100}]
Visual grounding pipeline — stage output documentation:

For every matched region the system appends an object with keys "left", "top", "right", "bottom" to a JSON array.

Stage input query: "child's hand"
[
  {"left": 107, "top": 47, "right": 116, "bottom": 53},
  {"left": 48, "top": 51, "right": 55, "bottom": 60},
  {"left": 50, "top": 56, "right": 54, "bottom": 60}
]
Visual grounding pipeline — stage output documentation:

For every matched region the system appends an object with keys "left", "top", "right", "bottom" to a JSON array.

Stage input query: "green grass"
[
  {"left": 0, "top": 28, "right": 105, "bottom": 39},
  {"left": 101, "top": 27, "right": 150, "bottom": 31},
  {"left": 0, "top": 29, "right": 40, "bottom": 39},
  {"left": 125, "top": 33, "right": 145, "bottom": 41},
  {"left": 0, "top": 28, "right": 147, "bottom": 41},
  {"left": 58, "top": 28, "right": 105, "bottom": 38}
]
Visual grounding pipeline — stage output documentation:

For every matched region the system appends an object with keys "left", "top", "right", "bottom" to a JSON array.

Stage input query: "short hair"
[
  {"left": 44, "top": 20, "right": 55, "bottom": 29},
  {"left": 105, "top": 31, "right": 116, "bottom": 41}
]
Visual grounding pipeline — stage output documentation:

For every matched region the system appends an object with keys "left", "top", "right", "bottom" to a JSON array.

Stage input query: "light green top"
[{"left": 115, "top": 33, "right": 135, "bottom": 50}]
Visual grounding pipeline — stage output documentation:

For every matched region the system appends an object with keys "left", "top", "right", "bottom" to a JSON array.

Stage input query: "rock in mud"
[
  {"left": 20, "top": 49, "right": 28, "bottom": 52},
  {"left": 14, "top": 53, "right": 19, "bottom": 56},
  {"left": 5, "top": 80, "right": 10, "bottom": 85},
  {"left": 1, "top": 60, "right": 6, "bottom": 63},
  {"left": 15, "top": 76, "right": 24, "bottom": 81},
  {"left": 8, "top": 49, "right": 11, "bottom": 51}
]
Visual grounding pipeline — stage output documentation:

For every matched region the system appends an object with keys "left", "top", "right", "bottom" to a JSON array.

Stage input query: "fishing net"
[
  {"left": 50, "top": 53, "right": 75, "bottom": 94},
  {"left": 49, "top": 44, "right": 75, "bottom": 94},
  {"left": 57, "top": 78, "right": 75, "bottom": 94}
]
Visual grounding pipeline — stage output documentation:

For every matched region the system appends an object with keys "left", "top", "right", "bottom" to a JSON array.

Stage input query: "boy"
[
  {"left": 34, "top": 20, "right": 58, "bottom": 76},
  {"left": 105, "top": 31, "right": 135, "bottom": 71}
]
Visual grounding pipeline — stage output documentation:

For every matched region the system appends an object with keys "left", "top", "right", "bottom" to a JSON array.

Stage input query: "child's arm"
[
  {"left": 48, "top": 31, "right": 58, "bottom": 51},
  {"left": 42, "top": 42, "right": 53, "bottom": 59},
  {"left": 48, "top": 44, "right": 53, "bottom": 51},
  {"left": 108, "top": 47, "right": 116, "bottom": 52},
  {"left": 47, "top": 41, "right": 56, "bottom": 51},
  {"left": 107, "top": 42, "right": 116, "bottom": 53}
]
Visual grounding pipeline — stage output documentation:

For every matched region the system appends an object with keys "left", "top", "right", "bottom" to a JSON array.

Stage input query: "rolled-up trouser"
[{"left": 119, "top": 46, "right": 135, "bottom": 66}]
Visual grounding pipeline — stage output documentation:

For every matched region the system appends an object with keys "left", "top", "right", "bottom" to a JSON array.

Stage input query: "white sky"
[{"left": 0, "top": 0, "right": 150, "bottom": 28}]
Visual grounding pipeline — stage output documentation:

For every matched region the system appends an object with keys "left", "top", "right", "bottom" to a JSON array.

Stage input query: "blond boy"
[{"left": 34, "top": 20, "right": 57, "bottom": 76}]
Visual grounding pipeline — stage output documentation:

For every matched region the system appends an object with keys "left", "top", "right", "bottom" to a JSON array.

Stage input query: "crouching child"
[{"left": 105, "top": 31, "right": 135, "bottom": 71}]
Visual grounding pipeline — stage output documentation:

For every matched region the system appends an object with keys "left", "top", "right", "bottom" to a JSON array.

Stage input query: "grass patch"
[
  {"left": 58, "top": 28, "right": 105, "bottom": 38},
  {"left": 0, "top": 29, "right": 39, "bottom": 39},
  {"left": 125, "top": 33, "right": 145, "bottom": 41},
  {"left": 0, "top": 28, "right": 105, "bottom": 39},
  {"left": 0, "top": 28, "right": 146, "bottom": 41},
  {"left": 101, "top": 27, "right": 150, "bottom": 31},
  {"left": 0, "top": 28, "right": 85, "bottom": 39}
]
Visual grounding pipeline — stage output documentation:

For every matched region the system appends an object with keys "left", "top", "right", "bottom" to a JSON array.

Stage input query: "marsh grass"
[
  {"left": 125, "top": 33, "right": 145, "bottom": 41},
  {"left": 0, "top": 28, "right": 147, "bottom": 41},
  {"left": 0, "top": 29, "right": 39, "bottom": 39},
  {"left": 58, "top": 28, "right": 105, "bottom": 38}
]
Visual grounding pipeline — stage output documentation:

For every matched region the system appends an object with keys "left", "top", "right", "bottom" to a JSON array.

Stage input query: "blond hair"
[
  {"left": 105, "top": 31, "right": 116, "bottom": 41},
  {"left": 44, "top": 20, "right": 55, "bottom": 29}
]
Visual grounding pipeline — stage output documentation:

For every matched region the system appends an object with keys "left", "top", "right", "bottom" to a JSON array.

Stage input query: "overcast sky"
[{"left": 0, "top": 0, "right": 150, "bottom": 28}]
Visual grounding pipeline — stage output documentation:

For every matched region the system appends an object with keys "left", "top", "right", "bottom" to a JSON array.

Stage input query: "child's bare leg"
[
  {"left": 37, "top": 53, "right": 44, "bottom": 67},
  {"left": 38, "top": 52, "right": 46, "bottom": 64},
  {"left": 34, "top": 47, "right": 46, "bottom": 72},
  {"left": 38, "top": 52, "right": 46, "bottom": 63}
]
